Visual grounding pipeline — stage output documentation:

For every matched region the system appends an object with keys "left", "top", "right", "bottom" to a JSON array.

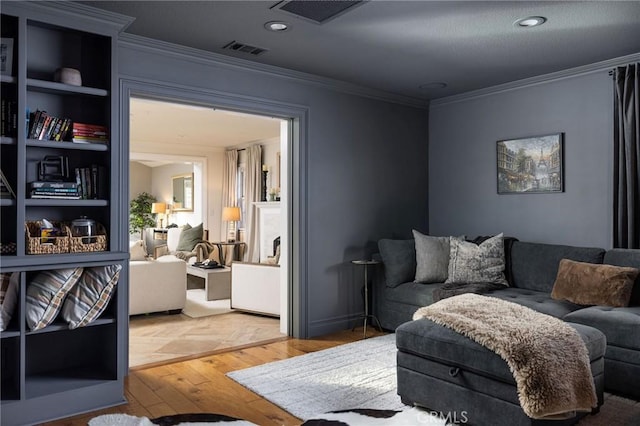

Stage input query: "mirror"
[{"left": 172, "top": 173, "right": 194, "bottom": 212}]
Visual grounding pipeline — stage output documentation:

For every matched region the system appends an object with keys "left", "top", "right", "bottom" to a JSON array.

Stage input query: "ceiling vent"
[
  {"left": 223, "top": 41, "right": 268, "bottom": 56},
  {"left": 271, "top": 0, "right": 363, "bottom": 24}
]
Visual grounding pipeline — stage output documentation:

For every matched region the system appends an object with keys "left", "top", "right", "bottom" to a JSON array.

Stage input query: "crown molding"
[
  {"left": 6, "top": 1, "right": 135, "bottom": 32},
  {"left": 431, "top": 52, "right": 640, "bottom": 107},
  {"left": 118, "top": 33, "right": 428, "bottom": 109}
]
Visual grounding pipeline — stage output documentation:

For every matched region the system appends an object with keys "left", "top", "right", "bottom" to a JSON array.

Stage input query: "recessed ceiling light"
[
  {"left": 265, "top": 21, "right": 290, "bottom": 32},
  {"left": 514, "top": 16, "right": 546, "bottom": 28},
  {"left": 419, "top": 82, "right": 447, "bottom": 90}
]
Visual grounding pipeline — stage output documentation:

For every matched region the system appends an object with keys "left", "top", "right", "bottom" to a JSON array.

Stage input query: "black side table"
[{"left": 351, "top": 260, "right": 383, "bottom": 338}]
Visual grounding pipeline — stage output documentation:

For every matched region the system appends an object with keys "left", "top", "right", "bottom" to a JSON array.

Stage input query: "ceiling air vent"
[
  {"left": 271, "top": 0, "right": 364, "bottom": 24},
  {"left": 223, "top": 41, "right": 269, "bottom": 56}
]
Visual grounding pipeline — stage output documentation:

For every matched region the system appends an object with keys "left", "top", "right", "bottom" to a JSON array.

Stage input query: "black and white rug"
[{"left": 89, "top": 408, "right": 446, "bottom": 425}]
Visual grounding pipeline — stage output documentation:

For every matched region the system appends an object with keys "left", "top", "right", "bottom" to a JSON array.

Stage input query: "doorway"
[{"left": 126, "top": 94, "right": 293, "bottom": 368}]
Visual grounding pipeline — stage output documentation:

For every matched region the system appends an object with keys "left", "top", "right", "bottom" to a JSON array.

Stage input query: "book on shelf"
[
  {"left": 72, "top": 122, "right": 109, "bottom": 145},
  {"left": 1, "top": 98, "right": 18, "bottom": 138},
  {"left": 30, "top": 181, "right": 78, "bottom": 190},
  {"left": 27, "top": 110, "right": 73, "bottom": 141},
  {"left": 0, "top": 169, "right": 16, "bottom": 199},
  {"left": 74, "top": 165, "right": 107, "bottom": 199},
  {"left": 30, "top": 193, "right": 81, "bottom": 200}
]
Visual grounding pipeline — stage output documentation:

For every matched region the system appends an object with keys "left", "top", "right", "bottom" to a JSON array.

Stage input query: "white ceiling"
[
  {"left": 78, "top": 1, "right": 640, "bottom": 101},
  {"left": 129, "top": 97, "right": 282, "bottom": 157}
]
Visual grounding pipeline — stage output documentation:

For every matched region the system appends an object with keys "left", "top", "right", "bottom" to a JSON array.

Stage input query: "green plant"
[{"left": 129, "top": 192, "right": 157, "bottom": 238}]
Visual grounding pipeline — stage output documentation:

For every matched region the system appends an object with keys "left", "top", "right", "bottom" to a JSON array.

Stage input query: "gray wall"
[
  {"left": 118, "top": 38, "right": 428, "bottom": 336},
  {"left": 429, "top": 71, "right": 613, "bottom": 248}
]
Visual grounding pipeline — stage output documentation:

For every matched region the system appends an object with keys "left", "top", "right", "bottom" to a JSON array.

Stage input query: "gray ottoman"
[{"left": 396, "top": 319, "right": 605, "bottom": 426}]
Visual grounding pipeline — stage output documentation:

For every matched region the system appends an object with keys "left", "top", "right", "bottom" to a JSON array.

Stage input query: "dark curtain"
[{"left": 614, "top": 63, "right": 640, "bottom": 249}]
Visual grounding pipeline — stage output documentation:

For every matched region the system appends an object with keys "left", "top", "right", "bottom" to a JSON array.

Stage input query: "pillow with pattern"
[
  {"left": 61, "top": 264, "right": 122, "bottom": 329},
  {"left": 26, "top": 268, "right": 84, "bottom": 331},
  {"left": 446, "top": 233, "right": 508, "bottom": 286},
  {"left": 0, "top": 272, "right": 19, "bottom": 331}
]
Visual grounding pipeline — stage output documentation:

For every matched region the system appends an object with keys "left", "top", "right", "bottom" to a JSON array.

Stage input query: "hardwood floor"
[
  {"left": 129, "top": 309, "right": 285, "bottom": 368},
  {"left": 43, "top": 327, "right": 387, "bottom": 426}
]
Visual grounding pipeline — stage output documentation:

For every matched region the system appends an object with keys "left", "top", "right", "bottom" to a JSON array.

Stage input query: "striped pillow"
[
  {"left": 0, "top": 272, "right": 19, "bottom": 331},
  {"left": 26, "top": 268, "right": 83, "bottom": 331},
  {"left": 61, "top": 264, "right": 122, "bottom": 329}
]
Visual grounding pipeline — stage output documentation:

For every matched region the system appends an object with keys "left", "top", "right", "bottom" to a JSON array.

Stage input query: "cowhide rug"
[{"left": 89, "top": 407, "right": 447, "bottom": 425}]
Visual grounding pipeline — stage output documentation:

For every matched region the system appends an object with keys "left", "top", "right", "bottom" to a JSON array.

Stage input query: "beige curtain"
[
  {"left": 221, "top": 149, "right": 238, "bottom": 241},
  {"left": 245, "top": 144, "right": 262, "bottom": 262}
]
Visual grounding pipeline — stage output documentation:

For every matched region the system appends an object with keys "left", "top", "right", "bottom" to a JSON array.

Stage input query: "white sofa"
[
  {"left": 129, "top": 253, "right": 187, "bottom": 316},
  {"left": 231, "top": 262, "right": 280, "bottom": 317}
]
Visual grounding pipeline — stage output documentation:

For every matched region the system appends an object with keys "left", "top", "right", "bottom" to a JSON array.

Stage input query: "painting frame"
[
  {"left": 0, "top": 38, "right": 14, "bottom": 76},
  {"left": 497, "top": 133, "right": 564, "bottom": 194}
]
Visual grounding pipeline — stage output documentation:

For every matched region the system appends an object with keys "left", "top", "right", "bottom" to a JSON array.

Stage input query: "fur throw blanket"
[{"left": 413, "top": 294, "right": 597, "bottom": 420}]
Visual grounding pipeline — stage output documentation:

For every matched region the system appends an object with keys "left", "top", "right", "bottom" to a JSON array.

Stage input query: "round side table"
[{"left": 351, "top": 260, "right": 383, "bottom": 338}]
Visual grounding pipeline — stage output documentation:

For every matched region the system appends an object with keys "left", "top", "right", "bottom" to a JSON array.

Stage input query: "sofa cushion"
[
  {"left": 510, "top": 242, "right": 605, "bottom": 292},
  {"left": 412, "top": 230, "right": 451, "bottom": 283},
  {"left": 446, "top": 234, "right": 507, "bottom": 286},
  {"left": 564, "top": 306, "right": 640, "bottom": 351},
  {"left": 551, "top": 259, "right": 638, "bottom": 307},
  {"left": 604, "top": 249, "right": 640, "bottom": 306},
  {"left": 384, "top": 281, "right": 447, "bottom": 307},
  {"left": 378, "top": 239, "right": 415, "bottom": 288},
  {"left": 480, "top": 287, "right": 583, "bottom": 318}
]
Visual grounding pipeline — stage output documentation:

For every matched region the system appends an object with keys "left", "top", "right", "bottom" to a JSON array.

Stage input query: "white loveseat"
[{"left": 129, "top": 235, "right": 187, "bottom": 315}]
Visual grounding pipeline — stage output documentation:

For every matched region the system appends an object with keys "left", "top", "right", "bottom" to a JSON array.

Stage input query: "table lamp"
[
  {"left": 151, "top": 202, "right": 167, "bottom": 228},
  {"left": 222, "top": 206, "right": 241, "bottom": 242}
]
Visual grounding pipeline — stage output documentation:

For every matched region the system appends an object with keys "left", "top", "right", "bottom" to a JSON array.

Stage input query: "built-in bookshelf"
[{"left": 0, "top": 3, "right": 132, "bottom": 424}]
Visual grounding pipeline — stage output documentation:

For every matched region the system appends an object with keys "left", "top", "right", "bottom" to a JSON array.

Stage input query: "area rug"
[
  {"left": 89, "top": 408, "right": 444, "bottom": 425},
  {"left": 226, "top": 333, "right": 640, "bottom": 424},
  {"left": 182, "top": 290, "right": 233, "bottom": 318},
  {"left": 227, "top": 334, "right": 410, "bottom": 420}
]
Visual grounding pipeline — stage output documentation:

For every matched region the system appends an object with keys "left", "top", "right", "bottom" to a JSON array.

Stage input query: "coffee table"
[{"left": 186, "top": 264, "right": 231, "bottom": 301}]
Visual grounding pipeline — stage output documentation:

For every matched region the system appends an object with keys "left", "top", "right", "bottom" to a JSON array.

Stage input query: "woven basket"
[
  {"left": 25, "top": 221, "right": 70, "bottom": 254},
  {"left": 69, "top": 222, "right": 107, "bottom": 253}
]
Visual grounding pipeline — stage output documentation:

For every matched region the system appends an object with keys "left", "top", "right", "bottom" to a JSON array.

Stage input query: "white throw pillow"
[
  {"left": 446, "top": 233, "right": 508, "bottom": 286},
  {"left": 129, "top": 240, "right": 148, "bottom": 261}
]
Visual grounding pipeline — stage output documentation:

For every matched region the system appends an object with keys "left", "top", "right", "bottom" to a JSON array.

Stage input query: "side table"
[
  {"left": 186, "top": 264, "right": 231, "bottom": 301},
  {"left": 351, "top": 260, "right": 382, "bottom": 338},
  {"left": 212, "top": 241, "right": 246, "bottom": 265}
]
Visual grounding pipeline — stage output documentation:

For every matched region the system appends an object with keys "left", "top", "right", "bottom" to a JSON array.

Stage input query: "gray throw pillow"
[
  {"left": 176, "top": 223, "right": 203, "bottom": 251},
  {"left": 378, "top": 239, "right": 416, "bottom": 288},
  {"left": 413, "top": 230, "right": 451, "bottom": 284},
  {"left": 446, "top": 233, "right": 508, "bottom": 286}
]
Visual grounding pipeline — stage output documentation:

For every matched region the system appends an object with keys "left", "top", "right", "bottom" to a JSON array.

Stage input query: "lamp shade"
[
  {"left": 222, "top": 206, "right": 241, "bottom": 221},
  {"left": 151, "top": 202, "right": 167, "bottom": 214}
]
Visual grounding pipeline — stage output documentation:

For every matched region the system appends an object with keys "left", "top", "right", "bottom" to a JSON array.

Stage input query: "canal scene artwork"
[{"left": 497, "top": 133, "right": 563, "bottom": 194}]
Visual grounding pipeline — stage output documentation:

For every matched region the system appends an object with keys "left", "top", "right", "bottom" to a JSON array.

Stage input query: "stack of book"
[
  {"left": 30, "top": 181, "right": 80, "bottom": 199},
  {"left": 27, "top": 110, "right": 73, "bottom": 141},
  {"left": 74, "top": 164, "right": 107, "bottom": 200},
  {"left": 72, "top": 122, "right": 108, "bottom": 144}
]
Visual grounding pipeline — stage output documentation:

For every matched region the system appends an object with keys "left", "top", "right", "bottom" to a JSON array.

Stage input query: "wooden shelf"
[
  {"left": 25, "top": 368, "right": 116, "bottom": 400},
  {"left": 0, "top": 75, "right": 17, "bottom": 84},
  {"left": 0, "top": 136, "right": 17, "bottom": 145},
  {"left": 0, "top": 199, "right": 16, "bottom": 207},
  {"left": 0, "top": 330, "right": 20, "bottom": 339},
  {"left": 0, "top": 252, "right": 128, "bottom": 270},
  {"left": 26, "top": 317, "right": 115, "bottom": 336}
]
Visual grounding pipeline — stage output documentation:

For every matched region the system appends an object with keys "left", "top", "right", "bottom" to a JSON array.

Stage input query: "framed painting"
[{"left": 497, "top": 133, "right": 564, "bottom": 194}]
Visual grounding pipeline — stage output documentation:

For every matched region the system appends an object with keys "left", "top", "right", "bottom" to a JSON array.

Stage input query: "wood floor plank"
[{"left": 42, "top": 327, "right": 382, "bottom": 426}]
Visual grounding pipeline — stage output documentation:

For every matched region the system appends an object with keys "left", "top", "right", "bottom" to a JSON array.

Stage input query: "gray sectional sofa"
[{"left": 374, "top": 237, "right": 640, "bottom": 400}]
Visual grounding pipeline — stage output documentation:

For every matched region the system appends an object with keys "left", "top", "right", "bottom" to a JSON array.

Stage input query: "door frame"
[{"left": 119, "top": 78, "right": 309, "bottom": 371}]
